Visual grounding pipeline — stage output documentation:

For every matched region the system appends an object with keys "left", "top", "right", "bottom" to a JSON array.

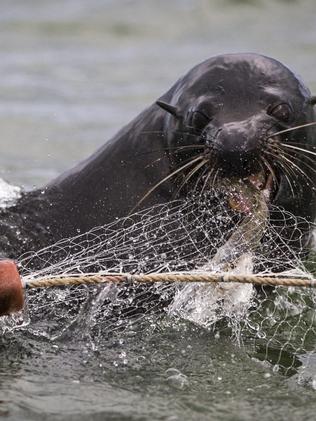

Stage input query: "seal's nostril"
[{"left": 214, "top": 119, "right": 260, "bottom": 160}]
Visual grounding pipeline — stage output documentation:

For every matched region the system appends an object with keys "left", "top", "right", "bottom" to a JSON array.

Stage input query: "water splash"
[
  {"left": 0, "top": 178, "right": 21, "bottom": 208},
  {"left": 167, "top": 253, "right": 255, "bottom": 329}
]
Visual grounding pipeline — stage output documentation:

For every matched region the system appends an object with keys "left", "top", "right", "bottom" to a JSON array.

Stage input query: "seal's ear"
[
  {"left": 310, "top": 96, "right": 316, "bottom": 105},
  {"left": 156, "top": 100, "right": 181, "bottom": 119}
]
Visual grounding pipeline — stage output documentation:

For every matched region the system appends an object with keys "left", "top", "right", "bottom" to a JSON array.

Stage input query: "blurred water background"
[
  {"left": 1, "top": 0, "right": 316, "bottom": 420},
  {"left": 0, "top": 0, "right": 316, "bottom": 189}
]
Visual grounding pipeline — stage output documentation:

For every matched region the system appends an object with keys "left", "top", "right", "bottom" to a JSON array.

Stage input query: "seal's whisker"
[
  {"left": 131, "top": 155, "right": 205, "bottom": 212},
  {"left": 269, "top": 122, "right": 316, "bottom": 138},
  {"left": 139, "top": 145, "right": 205, "bottom": 162},
  {"left": 276, "top": 148, "right": 316, "bottom": 186},
  {"left": 282, "top": 146, "right": 316, "bottom": 166},
  {"left": 141, "top": 146, "right": 205, "bottom": 158},
  {"left": 199, "top": 169, "right": 213, "bottom": 196},
  {"left": 211, "top": 168, "right": 220, "bottom": 189},
  {"left": 261, "top": 156, "right": 278, "bottom": 188},
  {"left": 264, "top": 149, "right": 298, "bottom": 190},
  {"left": 286, "top": 141, "right": 316, "bottom": 150},
  {"left": 264, "top": 140, "right": 312, "bottom": 186},
  {"left": 278, "top": 144, "right": 316, "bottom": 176},
  {"left": 281, "top": 143, "right": 316, "bottom": 159},
  {"left": 279, "top": 156, "right": 299, "bottom": 181},
  {"left": 280, "top": 148, "right": 316, "bottom": 176},
  {"left": 283, "top": 172, "right": 296, "bottom": 198},
  {"left": 269, "top": 151, "right": 297, "bottom": 197},
  {"left": 194, "top": 167, "right": 209, "bottom": 194},
  {"left": 167, "top": 144, "right": 205, "bottom": 152},
  {"left": 276, "top": 151, "right": 314, "bottom": 187},
  {"left": 141, "top": 143, "right": 208, "bottom": 169},
  {"left": 144, "top": 148, "right": 208, "bottom": 169},
  {"left": 266, "top": 147, "right": 297, "bottom": 178},
  {"left": 273, "top": 155, "right": 296, "bottom": 197},
  {"left": 278, "top": 165, "right": 296, "bottom": 197},
  {"left": 174, "top": 159, "right": 208, "bottom": 198},
  {"left": 282, "top": 142, "right": 316, "bottom": 165},
  {"left": 144, "top": 155, "right": 166, "bottom": 169},
  {"left": 139, "top": 129, "right": 203, "bottom": 139}
]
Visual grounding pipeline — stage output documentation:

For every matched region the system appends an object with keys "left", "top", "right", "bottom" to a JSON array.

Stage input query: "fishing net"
[{"left": 1, "top": 187, "right": 316, "bottom": 382}]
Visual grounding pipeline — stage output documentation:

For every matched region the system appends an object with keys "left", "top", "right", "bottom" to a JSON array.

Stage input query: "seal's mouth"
[
  {"left": 201, "top": 138, "right": 282, "bottom": 209},
  {"left": 216, "top": 170, "right": 278, "bottom": 216},
  {"left": 246, "top": 171, "right": 275, "bottom": 202}
]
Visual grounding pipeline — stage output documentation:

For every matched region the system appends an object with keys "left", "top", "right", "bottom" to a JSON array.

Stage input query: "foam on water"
[{"left": 0, "top": 178, "right": 21, "bottom": 208}]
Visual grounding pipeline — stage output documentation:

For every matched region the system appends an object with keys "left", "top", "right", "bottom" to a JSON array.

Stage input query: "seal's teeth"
[
  {"left": 263, "top": 173, "right": 274, "bottom": 199},
  {"left": 245, "top": 172, "right": 266, "bottom": 191}
]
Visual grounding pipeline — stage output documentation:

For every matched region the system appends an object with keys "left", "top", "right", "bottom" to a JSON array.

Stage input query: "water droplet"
[{"left": 166, "top": 370, "right": 189, "bottom": 390}]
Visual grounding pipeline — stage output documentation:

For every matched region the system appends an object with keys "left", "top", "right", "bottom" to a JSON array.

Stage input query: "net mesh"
[{"left": 1, "top": 189, "right": 316, "bottom": 379}]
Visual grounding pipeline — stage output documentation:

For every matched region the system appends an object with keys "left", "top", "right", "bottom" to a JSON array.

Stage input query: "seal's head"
[{"left": 156, "top": 53, "right": 316, "bottom": 220}]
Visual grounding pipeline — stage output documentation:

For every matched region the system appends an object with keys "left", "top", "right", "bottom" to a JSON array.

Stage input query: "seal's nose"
[
  {"left": 215, "top": 121, "right": 258, "bottom": 154},
  {"left": 213, "top": 120, "right": 260, "bottom": 175}
]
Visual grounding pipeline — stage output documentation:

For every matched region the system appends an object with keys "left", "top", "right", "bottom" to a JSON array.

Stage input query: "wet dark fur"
[{"left": 1, "top": 53, "right": 316, "bottom": 265}]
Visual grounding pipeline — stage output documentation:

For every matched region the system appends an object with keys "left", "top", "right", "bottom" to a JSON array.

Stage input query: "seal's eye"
[
  {"left": 188, "top": 110, "right": 211, "bottom": 131},
  {"left": 268, "top": 103, "right": 292, "bottom": 123}
]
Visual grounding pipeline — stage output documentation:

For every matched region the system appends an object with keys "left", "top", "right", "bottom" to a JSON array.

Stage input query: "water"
[{"left": 1, "top": 0, "right": 316, "bottom": 419}]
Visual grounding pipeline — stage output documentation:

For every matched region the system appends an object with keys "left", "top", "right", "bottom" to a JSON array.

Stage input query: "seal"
[{"left": 1, "top": 53, "right": 316, "bottom": 261}]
